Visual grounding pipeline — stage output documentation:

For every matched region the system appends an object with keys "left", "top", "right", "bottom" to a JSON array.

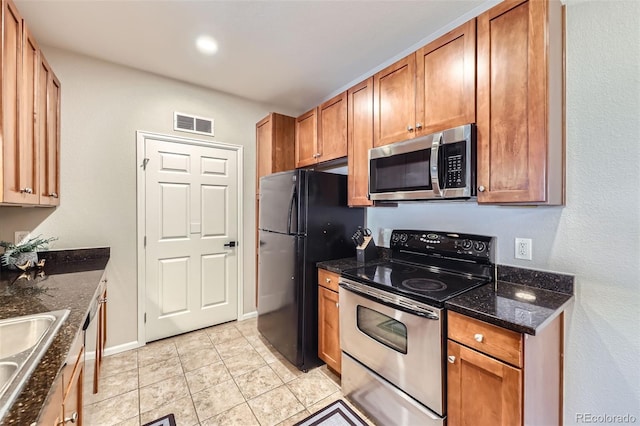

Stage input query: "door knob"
[{"left": 224, "top": 241, "right": 236, "bottom": 248}]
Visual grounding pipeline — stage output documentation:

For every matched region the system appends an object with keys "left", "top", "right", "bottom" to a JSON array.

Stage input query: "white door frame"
[{"left": 136, "top": 131, "right": 244, "bottom": 346}]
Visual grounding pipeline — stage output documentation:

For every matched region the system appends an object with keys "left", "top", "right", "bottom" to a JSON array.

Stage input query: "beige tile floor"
[{"left": 83, "top": 318, "right": 372, "bottom": 426}]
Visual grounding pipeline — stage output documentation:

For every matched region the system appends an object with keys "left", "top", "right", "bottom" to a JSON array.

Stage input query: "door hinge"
[
  {"left": 141, "top": 158, "right": 149, "bottom": 170},
  {"left": 144, "top": 313, "right": 147, "bottom": 323},
  {"left": 144, "top": 236, "right": 147, "bottom": 248}
]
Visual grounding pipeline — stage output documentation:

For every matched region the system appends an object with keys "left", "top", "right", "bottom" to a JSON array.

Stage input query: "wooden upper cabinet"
[
  {"left": 317, "top": 91, "right": 347, "bottom": 162},
  {"left": 347, "top": 78, "right": 373, "bottom": 207},
  {"left": 256, "top": 112, "right": 295, "bottom": 193},
  {"left": 1, "top": 0, "right": 25, "bottom": 204},
  {"left": 415, "top": 19, "right": 476, "bottom": 136},
  {"left": 373, "top": 54, "right": 416, "bottom": 147},
  {"left": 295, "top": 108, "right": 318, "bottom": 167},
  {"left": 296, "top": 92, "right": 348, "bottom": 168},
  {"left": 39, "top": 57, "right": 61, "bottom": 206},
  {"left": 476, "top": 0, "right": 564, "bottom": 204},
  {"left": 0, "top": 0, "right": 61, "bottom": 206},
  {"left": 19, "top": 24, "right": 40, "bottom": 205}
]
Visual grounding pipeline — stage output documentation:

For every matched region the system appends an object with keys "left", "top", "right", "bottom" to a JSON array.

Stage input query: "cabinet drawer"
[
  {"left": 318, "top": 269, "right": 340, "bottom": 292},
  {"left": 448, "top": 311, "right": 523, "bottom": 367}
]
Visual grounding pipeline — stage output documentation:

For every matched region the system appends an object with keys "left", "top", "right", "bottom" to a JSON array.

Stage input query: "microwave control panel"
[{"left": 442, "top": 142, "right": 466, "bottom": 188}]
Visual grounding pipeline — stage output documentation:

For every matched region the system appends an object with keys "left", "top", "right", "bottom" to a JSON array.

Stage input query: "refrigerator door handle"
[{"left": 287, "top": 183, "right": 298, "bottom": 235}]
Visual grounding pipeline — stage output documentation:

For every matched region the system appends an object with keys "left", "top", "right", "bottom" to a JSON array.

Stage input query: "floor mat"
[
  {"left": 293, "top": 400, "right": 368, "bottom": 426},
  {"left": 142, "top": 413, "right": 176, "bottom": 426}
]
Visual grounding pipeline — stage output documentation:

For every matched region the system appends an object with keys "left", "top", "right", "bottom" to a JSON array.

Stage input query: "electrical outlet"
[
  {"left": 15, "top": 231, "right": 30, "bottom": 244},
  {"left": 515, "top": 238, "right": 532, "bottom": 260}
]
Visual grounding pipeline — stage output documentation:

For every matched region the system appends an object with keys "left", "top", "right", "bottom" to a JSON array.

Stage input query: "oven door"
[{"left": 339, "top": 279, "right": 444, "bottom": 416}]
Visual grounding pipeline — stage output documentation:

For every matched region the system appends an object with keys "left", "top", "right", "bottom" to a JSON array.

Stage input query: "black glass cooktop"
[{"left": 340, "top": 260, "right": 490, "bottom": 307}]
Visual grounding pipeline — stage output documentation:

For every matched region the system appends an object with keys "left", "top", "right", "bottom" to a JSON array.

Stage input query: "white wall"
[
  {"left": 369, "top": 1, "right": 640, "bottom": 422},
  {"left": 0, "top": 48, "right": 289, "bottom": 349}
]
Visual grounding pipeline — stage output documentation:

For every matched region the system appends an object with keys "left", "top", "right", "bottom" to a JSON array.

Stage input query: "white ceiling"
[{"left": 16, "top": 0, "right": 493, "bottom": 114}]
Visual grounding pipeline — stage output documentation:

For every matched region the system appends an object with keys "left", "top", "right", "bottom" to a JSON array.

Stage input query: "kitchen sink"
[
  {"left": 0, "top": 310, "right": 69, "bottom": 420},
  {"left": 0, "top": 315, "right": 56, "bottom": 359},
  {"left": 0, "top": 363, "right": 18, "bottom": 393}
]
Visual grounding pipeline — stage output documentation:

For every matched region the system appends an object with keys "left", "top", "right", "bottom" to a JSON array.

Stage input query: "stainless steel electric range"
[{"left": 339, "top": 229, "right": 495, "bottom": 426}]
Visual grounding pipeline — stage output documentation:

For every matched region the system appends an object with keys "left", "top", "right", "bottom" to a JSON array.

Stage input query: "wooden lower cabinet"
[
  {"left": 38, "top": 329, "right": 85, "bottom": 425},
  {"left": 62, "top": 347, "right": 84, "bottom": 426},
  {"left": 447, "top": 311, "right": 563, "bottom": 426},
  {"left": 93, "top": 285, "right": 107, "bottom": 393},
  {"left": 447, "top": 340, "right": 522, "bottom": 425},
  {"left": 317, "top": 269, "right": 341, "bottom": 374}
]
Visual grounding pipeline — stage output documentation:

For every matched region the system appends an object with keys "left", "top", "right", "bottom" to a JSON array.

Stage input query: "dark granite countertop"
[
  {"left": 0, "top": 248, "right": 109, "bottom": 425},
  {"left": 316, "top": 248, "right": 390, "bottom": 274},
  {"left": 446, "top": 265, "right": 575, "bottom": 335}
]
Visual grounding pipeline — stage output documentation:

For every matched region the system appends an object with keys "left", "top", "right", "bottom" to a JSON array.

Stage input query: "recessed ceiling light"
[{"left": 196, "top": 35, "right": 218, "bottom": 56}]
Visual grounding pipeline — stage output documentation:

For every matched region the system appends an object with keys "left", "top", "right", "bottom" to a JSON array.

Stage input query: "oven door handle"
[{"left": 339, "top": 280, "right": 440, "bottom": 321}]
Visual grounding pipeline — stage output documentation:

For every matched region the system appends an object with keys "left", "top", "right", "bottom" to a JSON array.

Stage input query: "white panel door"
[{"left": 145, "top": 137, "right": 238, "bottom": 341}]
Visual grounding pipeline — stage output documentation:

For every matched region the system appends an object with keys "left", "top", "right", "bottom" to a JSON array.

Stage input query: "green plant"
[{"left": 0, "top": 235, "right": 57, "bottom": 266}]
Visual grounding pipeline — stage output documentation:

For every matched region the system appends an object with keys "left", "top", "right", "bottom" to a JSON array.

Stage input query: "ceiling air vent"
[{"left": 174, "top": 112, "right": 214, "bottom": 136}]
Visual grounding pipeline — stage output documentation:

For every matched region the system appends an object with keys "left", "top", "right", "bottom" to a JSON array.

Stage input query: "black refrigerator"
[{"left": 257, "top": 170, "right": 364, "bottom": 371}]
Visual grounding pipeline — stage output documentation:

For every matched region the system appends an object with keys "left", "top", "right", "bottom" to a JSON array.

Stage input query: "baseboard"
[
  {"left": 239, "top": 311, "right": 257, "bottom": 321},
  {"left": 85, "top": 340, "right": 142, "bottom": 360}
]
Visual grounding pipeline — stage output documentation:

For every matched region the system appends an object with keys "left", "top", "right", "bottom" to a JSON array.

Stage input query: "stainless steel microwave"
[{"left": 368, "top": 124, "right": 476, "bottom": 201}]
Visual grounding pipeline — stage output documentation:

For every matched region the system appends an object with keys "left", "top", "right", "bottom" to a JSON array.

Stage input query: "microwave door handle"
[{"left": 430, "top": 133, "right": 443, "bottom": 197}]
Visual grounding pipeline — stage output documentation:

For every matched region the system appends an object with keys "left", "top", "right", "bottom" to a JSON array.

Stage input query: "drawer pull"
[
  {"left": 447, "top": 355, "right": 456, "bottom": 364},
  {"left": 474, "top": 333, "right": 484, "bottom": 342},
  {"left": 59, "top": 412, "right": 78, "bottom": 424}
]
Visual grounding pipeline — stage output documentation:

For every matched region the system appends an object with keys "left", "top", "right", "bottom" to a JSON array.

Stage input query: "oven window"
[
  {"left": 370, "top": 148, "right": 432, "bottom": 193},
  {"left": 356, "top": 305, "right": 407, "bottom": 354}
]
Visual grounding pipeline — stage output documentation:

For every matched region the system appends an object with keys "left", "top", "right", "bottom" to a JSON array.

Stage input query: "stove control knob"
[
  {"left": 461, "top": 239, "right": 472, "bottom": 250},
  {"left": 473, "top": 241, "right": 487, "bottom": 252},
  {"left": 399, "top": 233, "right": 408, "bottom": 243},
  {"left": 391, "top": 234, "right": 400, "bottom": 243}
]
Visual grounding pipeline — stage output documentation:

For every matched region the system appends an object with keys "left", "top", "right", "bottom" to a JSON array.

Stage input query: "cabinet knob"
[
  {"left": 407, "top": 125, "right": 414, "bottom": 132},
  {"left": 415, "top": 123, "right": 423, "bottom": 130},
  {"left": 99, "top": 297, "right": 108, "bottom": 304},
  {"left": 325, "top": 278, "right": 331, "bottom": 283},
  {"left": 49, "top": 192, "right": 59, "bottom": 198},
  {"left": 20, "top": 187, "right": 33, "bottom": 194},
  {"left": 59, "top": 412, "right": 78, "bottom": 424},
  {"left": 474, "top": 333, "right": 484, "bottom": 342},
  {"left": 336, "top": 302, "right": 340, "bottom": 308},
  {"left": 447, "top": 355, "right": 456, "bottom": 364},
  {"left": 478, "top": 185, "right": 486, "bottom": 192}
]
